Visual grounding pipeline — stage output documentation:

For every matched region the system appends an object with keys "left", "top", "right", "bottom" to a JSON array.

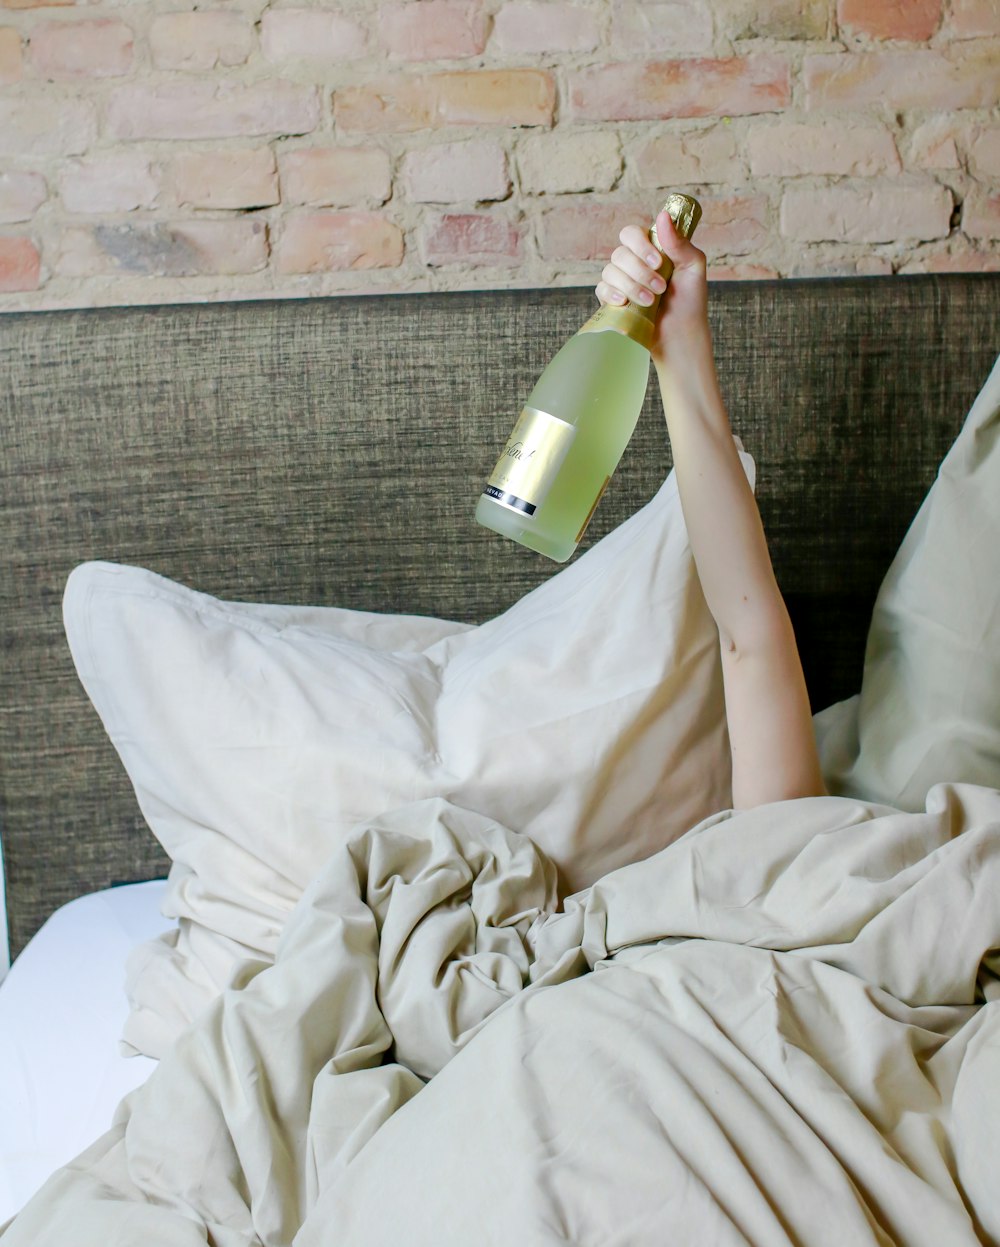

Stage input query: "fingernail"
[
  {"left": 638, "top": 289, "right": 654, "bottom": 305},
  {"left": 647, "top": 252, "right": 661, "bottom": 266}
]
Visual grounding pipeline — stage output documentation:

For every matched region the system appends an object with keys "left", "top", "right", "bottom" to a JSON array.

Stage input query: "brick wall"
[{"left": 1, "top": 0, "right": 998, "bottom": 309}]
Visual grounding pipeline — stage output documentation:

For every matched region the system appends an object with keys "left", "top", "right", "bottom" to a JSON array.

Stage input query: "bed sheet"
[
  {"left": 4, "top": 787, "right": 1000, "bottom": 1245},
  {"left": 0, "top": 880, "right": 168, "bottom": 1224}
]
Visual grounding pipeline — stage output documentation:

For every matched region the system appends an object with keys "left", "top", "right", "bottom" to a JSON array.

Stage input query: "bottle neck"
[{"left": 577, "top": 224, "right": 672, "bottom": 351}]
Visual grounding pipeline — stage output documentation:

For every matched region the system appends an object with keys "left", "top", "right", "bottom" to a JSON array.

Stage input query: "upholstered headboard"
[{"left": 2, "top": 274, "right": 999, "bottom": 960}]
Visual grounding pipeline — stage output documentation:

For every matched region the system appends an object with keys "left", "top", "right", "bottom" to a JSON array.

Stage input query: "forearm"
[{"left": 654, "top": 328, "right": 785, "bottom": 651}]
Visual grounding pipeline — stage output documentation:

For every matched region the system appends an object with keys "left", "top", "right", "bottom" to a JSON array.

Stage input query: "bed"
[{"left": 1, "top": 274, "right": 999, "bottom": 1243}]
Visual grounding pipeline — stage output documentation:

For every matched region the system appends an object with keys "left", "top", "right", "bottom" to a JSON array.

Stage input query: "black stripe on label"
[{"left": 483, "top": 485, "right": 536, "bottom": 516}]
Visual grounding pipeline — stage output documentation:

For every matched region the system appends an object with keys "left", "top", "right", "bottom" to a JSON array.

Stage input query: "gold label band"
[
  {"left": 484, "top": 405, "right": 576, "bottom": 517},
  {"left": 577, "top": 302, "right": 654, "bottom": 351}
]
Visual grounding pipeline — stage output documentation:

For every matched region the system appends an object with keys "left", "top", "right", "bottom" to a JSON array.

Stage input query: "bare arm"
[
  {"left": 597, "top": 210, "right": 826, "bottom": 808},
  {"left": 655, "top": 320, "right": 826, "bottom": 808}
]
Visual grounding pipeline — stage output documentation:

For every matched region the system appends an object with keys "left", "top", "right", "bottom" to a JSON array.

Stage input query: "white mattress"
[{"left": 0, "top": 880, "right": 169, "bottom": 1224}]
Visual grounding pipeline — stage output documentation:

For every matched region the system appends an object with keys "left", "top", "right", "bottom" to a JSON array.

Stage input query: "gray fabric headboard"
[{"left": 2, "top": 274, "right": 999, "bottom": 960}]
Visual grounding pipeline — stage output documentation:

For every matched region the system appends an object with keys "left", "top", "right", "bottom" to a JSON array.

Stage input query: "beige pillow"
[
  {"left": 64, "top": 450, "right": 754, "bottom": 1058},
  {"left": 816, "top": 352, "right": 1000, "bottom": 808}
]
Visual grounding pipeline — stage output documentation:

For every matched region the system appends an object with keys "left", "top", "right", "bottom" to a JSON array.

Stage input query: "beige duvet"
[{"left": 4, "top": 785, "right": 1000, "bottom": 1246}]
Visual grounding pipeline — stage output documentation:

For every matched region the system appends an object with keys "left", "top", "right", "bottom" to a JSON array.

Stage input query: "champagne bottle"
[{"left": 476, "top": 192, "right": 702, "bottom": 562}]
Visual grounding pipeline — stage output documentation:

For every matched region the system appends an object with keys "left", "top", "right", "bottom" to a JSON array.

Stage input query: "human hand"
[{"left": 595, "top": 207, "right": 710, "bottom": 372}]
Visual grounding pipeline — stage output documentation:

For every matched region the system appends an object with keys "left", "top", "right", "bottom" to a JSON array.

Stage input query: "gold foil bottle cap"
[{"left": 651, "top": 193, "right": 702, "bottom": 248}]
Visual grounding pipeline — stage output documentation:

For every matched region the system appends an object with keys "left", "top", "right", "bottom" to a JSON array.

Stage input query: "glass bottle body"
[{"left": 475, "top": 327, "right": 651, "bottom": 562}]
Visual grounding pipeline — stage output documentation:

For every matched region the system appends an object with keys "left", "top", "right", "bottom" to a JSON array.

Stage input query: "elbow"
[{"left": 719, "top": 594, "right": 794, "bottom": 661}]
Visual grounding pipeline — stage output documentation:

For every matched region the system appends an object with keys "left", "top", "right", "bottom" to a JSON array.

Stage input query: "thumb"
[{"left": 656, "top": 209, "right": 706, "bottom": 273}]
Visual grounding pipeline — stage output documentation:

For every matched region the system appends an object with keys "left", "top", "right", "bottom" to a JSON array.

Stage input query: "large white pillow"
[
  {"left": 64, "top": 450, "right": 754, "bottom": 1058},
  {"left": 816, "top": 352, "right": 1000, "bottom": 808}
]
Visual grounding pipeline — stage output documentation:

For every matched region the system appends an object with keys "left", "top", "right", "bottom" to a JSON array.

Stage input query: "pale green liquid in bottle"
[{"left": 476, "top": 326, "right": 651, "bottom": 562}]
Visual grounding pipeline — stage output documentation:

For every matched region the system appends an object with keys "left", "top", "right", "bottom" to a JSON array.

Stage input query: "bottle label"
[{"left": 483, "top": 406, "right": 576, "bottom": 518}]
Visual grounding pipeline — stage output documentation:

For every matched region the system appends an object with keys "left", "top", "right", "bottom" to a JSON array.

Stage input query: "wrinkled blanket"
[{"left": 4, "top": 785, "right": 1000, "bottom": 1246}]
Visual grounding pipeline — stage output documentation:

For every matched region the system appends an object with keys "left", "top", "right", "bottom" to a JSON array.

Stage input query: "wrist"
[
  {"left": 653, "top": 324, "right": 716, "bottom": 392},
  {"left": 655, "top": 352, "right": 730, "bottom": 442},
  {"left": 651, "top": 314, "right": 711, "bottom": 366}
]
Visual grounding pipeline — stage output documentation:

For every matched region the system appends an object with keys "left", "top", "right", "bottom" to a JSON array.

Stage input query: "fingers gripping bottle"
[{"left": 475, "top": 192, "right": 702, "bottom": 562}]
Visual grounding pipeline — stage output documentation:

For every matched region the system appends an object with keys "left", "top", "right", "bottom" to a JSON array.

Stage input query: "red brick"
[
  {"left": 274, "top": 212, "right": 404, "bottom": 273},
  {"left": 537, "top": 200, "right": 653, "bottom": 262},
  {"left": 0, "top": 234, "right": 41, "bottom": 291},
  {"left": 963, "top": 189, "right": 1000, "bottom": 239},
  {"left": 947, "top": 0, "right": 1000, "bottom": 37},
  {"left": 969, "top": 125, "right": 1000, "bottom": 176},
  {"left": 492, "top": 2, "right": 600, "bottom": 54},
  {"left": 172, "top": 149, "right": 278, "bottom": 210},
  {"left": 805, "top": 46, "right": 1000, "bottom": 109},
  {"left": 380, "top": 1, "right": 489, "bottom": 60},
  {"left": 0, "top": 170, "right": 46, "bottom": 223},
  {"left": 611, "top": 0, "right": 714, "bottom": 54},
  {"left": 420, "top": 212, "right": 522, "bottom": 265},
  {"left": 781, "top": 182, "right": 953, "bottom": 242},
  {"left": 696, "top": 195, "right": 770, "bottom": 255},
  {"left": 0, "top": 94, "right": 96, "bottom": 156},
  {"left": 150, "top": 12, "right": 254, "bottom": 71},
  {"left": 856, "top": 255, "right": 896, "bottom": 275},
  {"left": 714, "top": 0, "right": 828, "bottom": 39},
  {"left": 908, "top": 119, "right": 963, "bottom": 170},
  {"left": 838, "top": 0, "right": 942, "bottom": 41},
  {"left": 787, "top": 248, "right": 895, "bottom": 277},
  {"left": 905, "top": 248, "right": 1000, "bottom": 272},
  {"left": 559, "top": 193, "right": 767, "bottom": 261},
  {"left": 335, "top": 69, "right": 555, "bottom": 132},
  {"left": 1, "top": 0, "right": 71, "bottom": 10},
  {"left": 57, "top": 219, "right": 268, "bottom": 277},
  {"left": 28, "top": 18, "right": 133, "bottom": 78},
  {"left": 0, "top": 25, "right": 20, "bottom": 82},
  {"left": 568, "top": 57, "right": 790, "bottom": 121},
  {"left": 261, "top": 9, "right": 367, "bottom": 62},
  {"left": 278, "top": 146, "right": 392, "bottom": 206},
  {"left": 107, "top": 82, "right": 321, "bottom": 141},
  {"left": 402, "top": 140, "right": 509, "bottom": 202},
  {"left": 710, "top": 262, "right": 780, "bottom": 280},
  {"left": 59, "top": 152, "right": 159, "bottom": 213},
  {"left": 517, "top": 131, "right": 622, "bottom": 195},
  {"left": 635, "top": 123, "right": 744, "bottom": 185},
  {"left": 748, "top": 119, "right": 900, "bottom": 176}
]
